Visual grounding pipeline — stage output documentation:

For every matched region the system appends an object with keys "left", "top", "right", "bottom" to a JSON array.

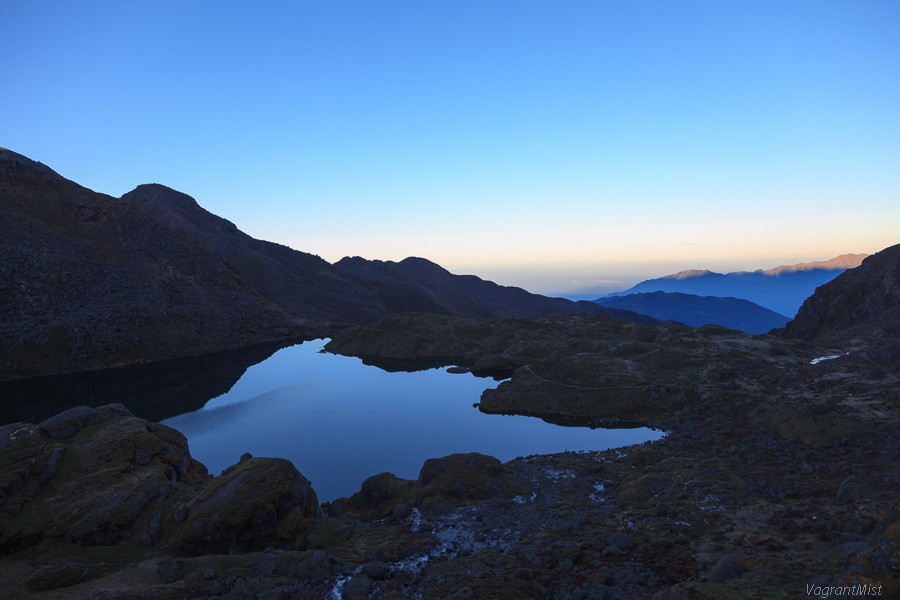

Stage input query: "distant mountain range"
[
  {"left": 597, "top": 291, "right": 790, "bottom": 334},
  {"left": 599, "top": 255, "right": 868, "bottom": 318},
  {"left": 0, "top": 149, "right": 659, "bottom": 379}
]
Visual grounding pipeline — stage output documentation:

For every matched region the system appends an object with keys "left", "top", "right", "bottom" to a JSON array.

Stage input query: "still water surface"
[{"left": 162, "top": 340, "right": 662, "bottom": 501}]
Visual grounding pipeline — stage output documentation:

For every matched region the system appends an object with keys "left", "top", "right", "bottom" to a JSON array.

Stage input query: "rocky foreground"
[{"left": 1, "top": 304, "right": 898, "bottom": 599}]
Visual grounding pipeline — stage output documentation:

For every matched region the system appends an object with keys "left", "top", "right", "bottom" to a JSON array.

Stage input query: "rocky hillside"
[
  {"left": 779, "top": 243, "right": 900, "bottom": 342},
  {"left": 0, "top": 149, "right": 395, "bottom": 379},
  {"left": 0, "top": 150, "right": 618, "bottom": 380},
  {"left": 597, "top": 291, "right": 790, "bottom": 334},
  {"left": 334, "top": 255, "right": 583, "bottom": 318}
]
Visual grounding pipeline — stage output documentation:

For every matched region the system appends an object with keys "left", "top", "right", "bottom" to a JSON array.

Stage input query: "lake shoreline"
[{"left": 2, "top": 311, "right": 897, "bottom": 598}]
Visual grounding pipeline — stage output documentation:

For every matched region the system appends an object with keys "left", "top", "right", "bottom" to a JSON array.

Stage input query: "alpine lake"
[
  {"left": 160, "top": 340, "right": 662, "bottom": 501},
  {"left": 2, "top": 339, "right": 662, "bottom": 502}
]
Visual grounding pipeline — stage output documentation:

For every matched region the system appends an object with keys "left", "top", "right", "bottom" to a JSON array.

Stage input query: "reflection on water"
[
  {"left": 0, "top": 341, "right": 293, "bottom": 425},
  {"left": 163, "top": 340, "right": 663, "bottom": 501}
]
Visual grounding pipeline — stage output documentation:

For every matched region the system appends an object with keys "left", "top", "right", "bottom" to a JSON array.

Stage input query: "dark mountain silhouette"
[
  {"left": 778, "top": 243, "right": 900, "bottom": 343},
  {"left": 0, "top": 148, "right": 394, "bottom": 378},
  {"left": 601, "top": 255, "right": 868, "bottom": 317},
  {"left": 335, "top": 256, "right": 605, "bottom": 319},
  {"left": 1, "top": 149, "right": 644, "bottom": 379},
  {"left": 597, "top": 291, "right": 790, "bottom": 334},
  {"left": 333, "top": 256, "right": 671, "bottom": 325}
]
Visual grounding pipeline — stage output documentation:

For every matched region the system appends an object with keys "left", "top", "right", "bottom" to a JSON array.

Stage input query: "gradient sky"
[{"left": 3, "top": 1, "right": 898, "bottom": 293}]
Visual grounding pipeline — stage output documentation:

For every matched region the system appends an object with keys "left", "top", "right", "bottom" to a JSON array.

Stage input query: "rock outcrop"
[
  {"left": 0, "top": 404, "right": 321, "bottom": 557},
  {"left": 779, "top": 243, "right": 900, "bottom": 342},
  {"left": 416, "top": 453, "right": 528, "bottom": 510},
  {"left": 174, "top": 456, "right": 321, "bottom": 555}
]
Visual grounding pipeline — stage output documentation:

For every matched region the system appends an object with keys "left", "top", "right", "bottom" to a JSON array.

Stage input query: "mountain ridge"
[
  {"left": 0, "top": 148, "right": 391, "bottom": 378},
  {"left": 597, "top": 291, "right": 790, "bottom": 334},
  {"left": 336, "top": 255, "right": 600, "bottom": 319},
  {"left": 599, "top": 255, "right": 869, "bottom": 317},
  {"left": 0, "top": 149, "right": 628, "bottom": 380},
  {"left": 333, "top": 255, "right": 672, "bottom": 325}
]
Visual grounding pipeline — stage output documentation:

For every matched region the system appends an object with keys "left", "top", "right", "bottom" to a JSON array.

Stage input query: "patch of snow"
[
  {"left": 589, "top": 482, "right": 607, "bottom": 503},
  {"left": 394, "top": 554, "right": 430, "bottom": 572},
  {"left": 512, "top": 491, "right": 538, "bottom": 504},
  {"left": 329, "top": 575, "right": 350, "bottom": 599},
  {"left": 409, "top": 507, "right": 422, "bottom": 532},
  {"left": 698, "top": 494, "right": 725, "bottom": 511},
  {"left": 391, "top": 504, "right": 523, "bottom": 577},
  {"left": 544, "top": 468, "right": 577, "bottom": 480},
  {"left": 10, "top": 427, "right": 33, "bottom": 440},
  {"left": 810, "top": 353, "right": 847, "bottom": 365}
]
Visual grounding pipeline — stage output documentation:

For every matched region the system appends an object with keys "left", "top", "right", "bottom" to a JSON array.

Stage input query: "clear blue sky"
[{"left": 3, "top": 1, "right": 898, "bottom": 293}]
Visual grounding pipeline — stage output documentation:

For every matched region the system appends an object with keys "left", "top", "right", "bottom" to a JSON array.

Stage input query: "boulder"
[
  {"left": 173, "top": 456, "right": 322, "bottom": 555},
  {"left": 0, "top": 403, "right": 323, "bottom": 560},
  {"left": 24, "top": 565, "right": 90, "bottom": 591},
  {"left": 0, "top": 404, "right": 205, "bottom": 551},
  {"left": 361, "top": 560, "right": 391, "bottom": 580},
  {"left": 156, "top": 557, "right": 185, "bottom": 584},
  {"left": 709, "top": 553, "right": 746, "bottom": 583},
  {"left": 416, "top": 453, "right": 528, "bottom": 510},
  {"left": 347, "top": 472, "right": 416, "bottom": 518},
  {"left": 342, "top": 574, "right": 374, "bottom": 600},
  {"left": 835, "top": 475, "right": 859, "bottom": 503},
  {"left": 604, "top": 532, "right": 633, "bottom": 554},
  {"left": 37, "top": 405, "right": 102, "bottom": 439}
]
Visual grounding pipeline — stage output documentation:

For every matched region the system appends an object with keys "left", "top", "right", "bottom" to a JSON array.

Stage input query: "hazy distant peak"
[
  {"left": 759, "top": 254, "right": 869, "bottom": 276},
  {"left": 663, "top": 269, "right": 715, "bottom": 280}
]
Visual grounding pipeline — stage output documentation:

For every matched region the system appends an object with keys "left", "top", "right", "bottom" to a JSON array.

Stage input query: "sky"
[{"left": 3, "top": 1, "right": 899, "bottom": 294}]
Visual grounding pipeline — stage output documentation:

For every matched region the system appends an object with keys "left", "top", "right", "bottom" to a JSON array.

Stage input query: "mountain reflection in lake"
[{"left": 162, "top": 340, "right": 662, "bottom": 501}]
